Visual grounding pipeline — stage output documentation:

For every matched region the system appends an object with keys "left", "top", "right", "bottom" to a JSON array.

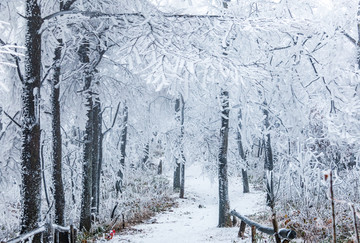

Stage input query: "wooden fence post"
[
  {"left": 70, "top": 223, "right": 75, "bottom": 243},
  {"left": 251, "top": 225, "right": 256, "bottom": 243},
  {"left": 238, "top": 220, "right": 246, "bottom": 238}
]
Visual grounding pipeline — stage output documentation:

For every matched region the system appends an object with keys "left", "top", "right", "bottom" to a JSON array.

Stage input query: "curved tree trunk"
[{"left": 20, "top": 1, "right": 42, "bottom": 242}]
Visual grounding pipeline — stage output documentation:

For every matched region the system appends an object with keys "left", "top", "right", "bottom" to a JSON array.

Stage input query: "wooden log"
[{"left": 230, "top": 210, "right": 296, "bottom": 240}]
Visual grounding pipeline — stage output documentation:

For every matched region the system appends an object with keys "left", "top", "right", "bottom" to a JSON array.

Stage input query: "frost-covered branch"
[{"left": 3, "top": 110, "right": 21, "bottom": 128}]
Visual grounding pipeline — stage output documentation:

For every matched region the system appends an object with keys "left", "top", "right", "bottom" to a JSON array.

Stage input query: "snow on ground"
[{"left": 110, "top": 163, "right": 267, "bottom": 243}]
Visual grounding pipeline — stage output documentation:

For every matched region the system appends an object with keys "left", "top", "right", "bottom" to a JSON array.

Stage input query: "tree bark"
[
  {"left": 79, "top": 39, "right": 93, "bottom": 232},
  {"left": 91, "top": 98, "right": 101, "bottom": 216},
  {"left": 173, "top": 98, "right": 181, "bottom": 191},
  {"left": 218, "top": 90, "right": 231, "bottom": 227},
  {"left": 20, "top": 1, "right": 42, "bottom": 241},
  {"left": 237, "top": 108, "right": 249, "bottom": 193},
  {"left": 263, "top": 102, "right": 274, "bottom": 207},
  {"left": 96, "top": 110, "right": 103, "bottom": 213},
  {"left": 179, "top": 94, "right": 186, "bottom": 198},
  {"left": 117, "top": 105, "right": 128, "bottom": 193},
  {"left": 51, "top": 38, "right": 66, "bottom": 230},
  {"left": 357, "top": 0, "right": 360, "bottom": 69},
  {"left": 142, "top": 143, "right": 150, "bottom": 167}
]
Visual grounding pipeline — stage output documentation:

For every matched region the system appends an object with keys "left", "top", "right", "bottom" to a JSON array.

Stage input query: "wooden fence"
[
  {"left": 6, "top": 217, "right": 77, "bottom": 243},
  {"left": 230, "top": 210, "right": 296, "bottom": 243}
]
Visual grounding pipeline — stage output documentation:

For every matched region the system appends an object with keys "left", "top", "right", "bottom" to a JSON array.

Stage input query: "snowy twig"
[
  {"left": 3, "top": 110, "right": 21, "bottom": 128},
  {"left": 103, "top": 101, "right": 121, "bottom": 136}
]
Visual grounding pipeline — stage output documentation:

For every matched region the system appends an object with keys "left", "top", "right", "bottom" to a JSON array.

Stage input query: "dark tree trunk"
[
  {"left": 20, "top": 1, "right": 42, "bottom": 241},
  {"left": 173, "top": 98, "right": 181, "bottom": 191},
  {"left": 96, "top": 111, "right": 103, "bottom": 213},
  {"left": 51, "top": 39, "right": 66, "bottom": 229},
  {"left": 173, "top": 160, "right": 180, "bottom": 191},
  {"left": 179, "top": 94, "right": 186, "bottom": 199},
  {"left": 218, "top": 90, "right": 231, "bottom": 227},
  {"left": 237, "top": 109, "right": 249, "bottom": 193},
  {"left": 79, "top": 39, "right": 93, "bottom": 232},
  {"left": 91, "top": 98, "right": 101, "bottom": 216}
]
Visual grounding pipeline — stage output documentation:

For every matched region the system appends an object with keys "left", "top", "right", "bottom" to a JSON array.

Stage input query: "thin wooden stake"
[
  {"left": 251, "top": 225, "right": 256, "bottom": 243},
  {"left": 70, "top": 224, "right": 75, "bottom": 243}
]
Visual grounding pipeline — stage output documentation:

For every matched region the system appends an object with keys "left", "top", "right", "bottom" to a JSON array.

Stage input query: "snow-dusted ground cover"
[{"left": 110, "top": 163, "right": 266, "bottom": 243}]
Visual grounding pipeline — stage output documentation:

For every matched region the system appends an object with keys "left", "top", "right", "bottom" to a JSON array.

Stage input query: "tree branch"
[
  {"left": 103, "top": 102, "right": 121, "bottom": 136},
  {"left": 341, "top": 31, "right": 357, "bottom": 46},
  {"left": 3, "top": 111, "right": 21, "bottom": 128},
  {"left": 0, "top": 39, "right": 24, "bottom": 83}
]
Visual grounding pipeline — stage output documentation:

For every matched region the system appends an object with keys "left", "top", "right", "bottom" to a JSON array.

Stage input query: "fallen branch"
[{"left": 230, "top": 210, "right": 296, "bottom": 240}]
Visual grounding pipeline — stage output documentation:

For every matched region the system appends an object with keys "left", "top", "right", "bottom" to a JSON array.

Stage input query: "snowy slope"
[{"left": 110, "top": 163, "right": 266, "bottom": 243}]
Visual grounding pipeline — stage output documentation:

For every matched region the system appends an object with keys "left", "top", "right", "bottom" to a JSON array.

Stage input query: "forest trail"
[{"left": 110, "top": 164, "right": 266, "bottom": 243}]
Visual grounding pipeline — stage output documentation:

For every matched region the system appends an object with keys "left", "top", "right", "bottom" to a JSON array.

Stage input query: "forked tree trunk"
[
  {"left": 79, "top": 39, "right": 93, "bottom": 232},
  {"left": 237, "top": 108, "right": 249, "bottom": 193},
  {"left": 20, "top": 1, "right": 42, "bottom": 242},
  {"left": 218, "top": 90, "right": 231, "bottom": 227}
]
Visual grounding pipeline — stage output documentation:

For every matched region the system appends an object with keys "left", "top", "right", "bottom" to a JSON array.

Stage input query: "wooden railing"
[
  {"left": 6, "top": 218, "right": 77, "bottom": 243},
  {"left": 230, "top": 210, "right": 296, "bottom": 243}
]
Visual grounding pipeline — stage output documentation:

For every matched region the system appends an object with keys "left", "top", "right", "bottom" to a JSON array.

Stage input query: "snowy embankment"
[{"left": 110, "top": 163, "right": 266, "bottom": 243}]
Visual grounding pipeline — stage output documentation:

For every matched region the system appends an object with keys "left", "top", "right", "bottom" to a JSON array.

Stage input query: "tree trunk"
[
  {"left": 173, "top": 160, "right": 180, "bottom": 191},
  {"left": 91, "top": 98, "right": 101, "bottom": 216},
  {"left": 96, "top": 112, "right": 103, "bottom": 213},
  {"left": 20, "top": 1, "right": 42, "bottom": 241},
  {"left": 142, "top": 143, "right": 149, "bottom": 167},
  {"left": 237, "top": 108, "right": 249, "bottom": 193},
  {"left": 51, "top": 38, "right": 66, "bottom": 231},
  {"left": 357, "top": 0, "right": 360, "bottom": 69},
  {"left": 117, "top": 105, "right": 128, "bottom": 193},
  {"left": 173, "top": 98, "right": 181, "bottom": 191},
  {"left": 263, "top": 102, "right": 274, "bottom": 207},
  {"left": 79, "top": 39, "right": 93, "bottom": 232},
  {"left": 179, "top": 94, "right": 186, "bottom": 198},
  {"left": 218, "top": 90, "right": 231, "bottom": 227}
]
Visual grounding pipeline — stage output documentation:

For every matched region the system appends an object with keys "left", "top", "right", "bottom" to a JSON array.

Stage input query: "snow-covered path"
[{"left": 110, "top": 164, "right": 266, "bottom": 243}]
